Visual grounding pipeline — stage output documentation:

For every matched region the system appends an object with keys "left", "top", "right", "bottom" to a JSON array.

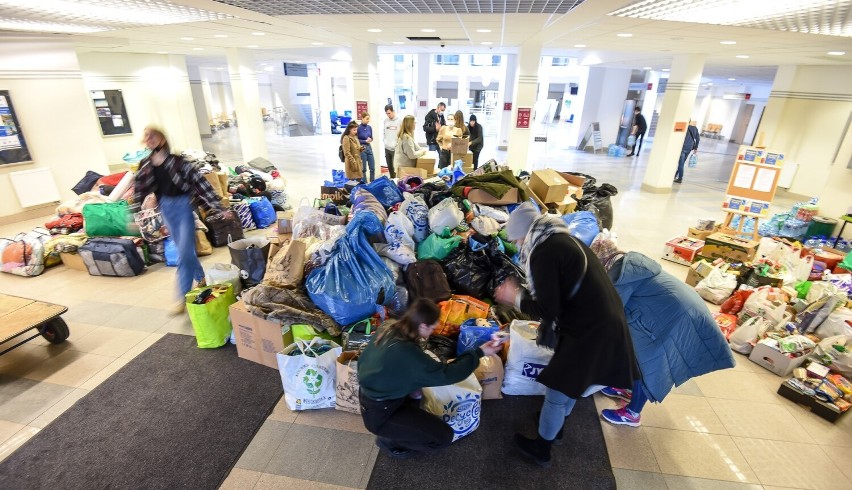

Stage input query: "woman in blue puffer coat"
[{"left": 592, "top": 245, "right": 735, "bottom": 427}]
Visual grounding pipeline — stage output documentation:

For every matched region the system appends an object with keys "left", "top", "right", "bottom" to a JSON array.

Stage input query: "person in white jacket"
[
  {"left": 383, "top": 104, "right": 400, "bottom": 178},
  {"left": 394, "top": 115, "right": 427, "bottom": 171}
]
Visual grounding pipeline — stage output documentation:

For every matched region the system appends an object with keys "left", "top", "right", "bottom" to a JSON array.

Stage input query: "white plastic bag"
[
  {"left": 728, "top": 316, "right": 767, "bottom": 355},
  {"left": 422, "top": 351, "right": 483, "bottom": 441},
  {"left": 502, "top": 320, "right": 554, "bottom": 396},
  {"left": 695, "top": 268, "right": 737, "bottom": 305},
  {"left": 815, "top": 335, "right": 852, "bottom": 377},
  {"left": 385, "top": 211, "right": 416, "bottom": 250},
  {"left": 473, "top": 204, "right": 509, "bottom": 223},
  {"left": 738, "top": 287, "right": 788, "bottom": 329},
  {"left": 815, "top": 308, "right": 852, "bottom": 338},
  {"left": 373, "top": 243, "right": 416, "bottom": 266},
  {"left": 276, "top": 338, "right": 342, "bottom": 411},
  {"left": 399, "top": 194, "right": 429, "bottom": 243},
  {"left": 205, "top": 263, "right": 242, "bottom": 295},
  {"left": 428, "top": 198, "right": 464, "bottom": 235}
]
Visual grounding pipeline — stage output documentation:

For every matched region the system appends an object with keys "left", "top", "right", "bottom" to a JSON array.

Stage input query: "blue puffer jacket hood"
[{"left": 610, "top": 252, "right": 735, "bottom": 402}]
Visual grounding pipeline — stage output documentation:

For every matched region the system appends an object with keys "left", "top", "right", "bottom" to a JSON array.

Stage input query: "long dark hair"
[
  {"left": 340, "top": 121, "right": 358, "bottom": 143},
  {"left": 378, "top": 298, "right": 440, "bottom": 343}
]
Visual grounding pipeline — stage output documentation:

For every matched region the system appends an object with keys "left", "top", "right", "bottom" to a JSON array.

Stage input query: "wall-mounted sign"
[
  {"left": 283, "top": 63, "right": 308, "bottom": 77},
  {"left": 504, "top": 102, "right": 513, "bottom": 111},
  {"left": 0, "top": 90, "right": 32, "bottom": 165},
  {"left": 674, "top": 121, "right": 687, "bottom": 132},
  {"left": 745, "top": 93, "right": 752, "bottom": 100},
  {"left": 647, "top": 83, "right": 653, "bottom": 90},
  {"left": 419, "top": 100, "right": 427, "bottom": 107},
  {"left": 356, "top": 101, "right": 368, "bottom": 118},
  {"left": 91, "top": 90, "right": 132, "bottom": 136},
  {"left": 516, "top": 108, "right": 531, "bottom": 129}
]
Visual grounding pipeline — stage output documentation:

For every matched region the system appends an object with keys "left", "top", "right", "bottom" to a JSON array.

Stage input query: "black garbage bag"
[
  {"left": 425, "top": 334, "right": 456, "bottom": 361},
  {"left": 442, "top": 246, "right": 492, "bottom": 298},
  {"left": 486, "top": 244, "right": 525, "bottom": 292},
  {"left": 412, "top": 181, "right": 451, "bottom": 208},
  {"left": 577, "top": 183, "right": 618, "bottom": 230}
]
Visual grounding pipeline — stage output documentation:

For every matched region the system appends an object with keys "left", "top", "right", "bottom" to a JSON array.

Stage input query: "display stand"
[
  {"left": 721, "top": 209, "right": 762, "bottom": 241},
  {"left": 720, "top": 145, "right": 785, "bottom": 240}
]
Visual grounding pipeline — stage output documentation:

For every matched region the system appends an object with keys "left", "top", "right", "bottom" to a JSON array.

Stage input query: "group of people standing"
[{"left": 340, "top": 102, "right": 485, "bottom": 182}]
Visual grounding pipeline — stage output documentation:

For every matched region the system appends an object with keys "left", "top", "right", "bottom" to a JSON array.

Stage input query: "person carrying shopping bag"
[
  {"left": 358, "top": 112, "right": 376, "bottom": 182},
  {"left": 674, "top": 120, "right": 700, "bottom": 183}
]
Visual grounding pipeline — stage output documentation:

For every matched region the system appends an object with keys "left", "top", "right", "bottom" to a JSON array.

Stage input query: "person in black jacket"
[
  {"left": 494, "top": 202, "right": 638, "bottom": 468},
  {"left": 358, "top": 299, "right": 503, "bottom": 459},
  {"left": 626, "top": 106, "right": 647, "bottom": 157},
  {"left": 674, "top": 120, "right": 700, "bottom": 183},
  {"left": 468, "top": 114, "right": 484, "bottom": 169},
  {"left": 423, "top": 102, "right": 446, "bottom": 151}
]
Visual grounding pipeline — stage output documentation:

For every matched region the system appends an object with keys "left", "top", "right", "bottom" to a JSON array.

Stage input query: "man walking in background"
[
  {"left": 674, "top": 120, "right": 700, "bottom": 184},
  {"left": 423, "top": 102, "right": 446, "bottom": 152},
  {"left": 626, "top": 106, "right": 647, "bottom": 157},
  {"left": 383, "top": 105, "right": 400, "bottom": 178}
]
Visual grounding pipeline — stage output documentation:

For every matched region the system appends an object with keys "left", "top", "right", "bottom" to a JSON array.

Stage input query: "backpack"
[
  {"left": 404, "top": 259, "right": 452, "bottom": 303},
  {"left": 338, "top": 144, "right": 345, "bottom": 162}
]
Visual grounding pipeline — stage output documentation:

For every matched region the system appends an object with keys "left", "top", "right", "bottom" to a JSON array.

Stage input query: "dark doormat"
[
  {"left": 367, "top": 396, "right": 615, "bottom": 490},
  {"left": 0, "top": 334, "right": 283, "bottom": 489}
]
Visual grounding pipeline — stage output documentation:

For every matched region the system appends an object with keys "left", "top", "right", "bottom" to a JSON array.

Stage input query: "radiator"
[{"left": 9, "top": 167, "right": 61, "bottom": 208}]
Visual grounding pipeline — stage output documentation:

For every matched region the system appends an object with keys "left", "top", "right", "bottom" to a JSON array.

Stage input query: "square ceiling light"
[
  {"left": 610, "top": 0, "right": 852, "bottom": 37},
  {"left": 0, "top": 0, "right": 231, "bottom": 34}
]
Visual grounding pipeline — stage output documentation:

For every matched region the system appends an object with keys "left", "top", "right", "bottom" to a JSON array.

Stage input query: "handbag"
[
  {"left": 537, "top": 236, "right": 587, "bottom": 349},
  {"left": 341, "top": 319, "right": 374, "bottom": 352}
]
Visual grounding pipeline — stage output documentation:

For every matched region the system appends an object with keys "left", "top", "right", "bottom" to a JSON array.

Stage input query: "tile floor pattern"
[{"left": 1, "top": 127, "right": 850, "bottom": 490}]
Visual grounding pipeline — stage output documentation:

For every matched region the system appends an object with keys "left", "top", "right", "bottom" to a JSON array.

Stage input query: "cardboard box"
[
  {"left": 398, "top": 166, "right": 427, "bottom": 179},
  {"left": 319, "top": 186, "right": 348, "bottom": 206},
  {"left": 552, "top": 196, "right": 577, "bottom": 215},
  {"left": 685, "top": 259, "right": 716, "bottom": 287},
  {"left": 416, "top": 151, "right": 438, "bottom": 176},
  {"left": 687, "top": 225, "right": 722, "bottom": 241},
  {"left": 467, "top": 187, "right": 520, "bottom": 206},
  {"left": 276, "top": 211, "right": 294, "bottom": 234},
  {"left": 662, "top": 236, "right": 705, "bottom": 266},
  {"left": 60, "top": 252, "right": 87, "bottom": 272},
  {"left": 528, "top": 169, "right": 570, "bottom": 204},
  {"left": 229, "top": 300, "right": 294, "bottom": 369},
  {"left": 702, "top": 232, "right": 759, "bottom": 263},
  {"left": 450, "top": 136, "right": 469, "bottom": 155},
  {"left": 558, "top": 173, "right": 586, "bottom": 199},
  {"left": 777, "top": 380, "right": 845, "bottom": 422},
  {"left": 749, "top": 340, "right": 808, "bottom": 377},
  {"left": 451, "top": 151, "right": 473, "bottom": 168},
  {"left": 519, "top": 181, "right": 546, "bottom": 209}
]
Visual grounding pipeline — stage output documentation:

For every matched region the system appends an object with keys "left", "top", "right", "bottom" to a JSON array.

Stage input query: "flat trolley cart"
[{"left": 0, "top": 293, "right": 70, "bottom": 356}]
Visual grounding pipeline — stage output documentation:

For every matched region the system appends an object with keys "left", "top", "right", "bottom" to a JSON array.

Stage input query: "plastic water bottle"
[{"left": 804, "top": 237, "right": 820, "bottom": 248}]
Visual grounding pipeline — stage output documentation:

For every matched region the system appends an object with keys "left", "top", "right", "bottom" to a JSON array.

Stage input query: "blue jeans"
[
  {"left": 159, "top": 194, "right": 204, "bottom": 298},
  {"left": 674, "top": 150, "right": 690, "bottom": 180},
  {"left": 360, "top": 146, "right": 375, "bottom": 182},
  {"left": 428, "top": 143, "right": 439, "bottom": 152},
  {"left": 538, "top": 388, "right": 577, "bottom": 440},
  {"left": 627, "top": 380, "right": 649, "bottom": 414}
]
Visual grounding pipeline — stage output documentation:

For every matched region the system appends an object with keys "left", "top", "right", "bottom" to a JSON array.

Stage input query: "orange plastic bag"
[{"left": 435, "top": 295, "right": 489, "bottom": 337}]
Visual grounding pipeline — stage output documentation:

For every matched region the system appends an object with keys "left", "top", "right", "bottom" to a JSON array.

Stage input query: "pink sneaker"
[
  {"left": 600, "top": 387, "right": 632, "bottom": 403},
  {"left": 601, "top": 407, "right": 641, "bottom": 427}
]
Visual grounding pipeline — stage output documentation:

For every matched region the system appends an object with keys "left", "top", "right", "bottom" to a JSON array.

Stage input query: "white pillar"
[
  {"left": 351, "top": 41, "right": 383, "bottom": 154},
  {"left": 642, "top": 54, "right": 705, "bottom": 192},
  {"left": 225, "top": 47, "right": 268, "bottom": 161},
  {"left": 506, "top": 40, "right": 543, "bottom": 171},
  {"left": 497, "top": 54, "right": 518, "bottom": 151},
  {"left": 187, "top": 64, "right": 212, "bottom": 138},
  {"left": 457, "top": 55, "right": 468, "bottom": 115},
  {"left": 415, "top": 53, "right": 431, "bottom": 144}
]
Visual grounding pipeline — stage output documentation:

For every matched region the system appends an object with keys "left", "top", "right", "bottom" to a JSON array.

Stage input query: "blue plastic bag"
[
  {"left": 306, "top": 212, "right": 396, "bottom": 325},
  {"left": 457, "top": 318, "right": 500, "bottom": 355},
  {"left": 164, "top": 236, "right": 178, "bottom": 267},
  {"left": 248, "top": 197, "right": 276, "bottom": 228},
  {"left": 323, "top": 169, "right": 348, "bottom": 188},
  {"left": 562, "top": 211, "right": 600, "bottom": 246},
  {"left": 352, "top": 176, "right": 403, "bottom": 208}
]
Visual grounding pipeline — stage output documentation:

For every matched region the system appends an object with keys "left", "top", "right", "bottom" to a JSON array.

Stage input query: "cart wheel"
[{"left": 40, "top": 317, "right": 70, "bottom": 344}]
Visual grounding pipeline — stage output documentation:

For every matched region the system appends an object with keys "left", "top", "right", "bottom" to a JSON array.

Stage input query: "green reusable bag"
[
  {"left": 291, "top": 324, "right": 341, "bottom": 344},
  {"left": 185, "top": 283, "right": 237, "bottom": 348},
  {"left": 83, "top": 201, "right": 138, "bottom": 237},
  {"left": 416, "top": 233, "right": 462, "bottom": 261}
]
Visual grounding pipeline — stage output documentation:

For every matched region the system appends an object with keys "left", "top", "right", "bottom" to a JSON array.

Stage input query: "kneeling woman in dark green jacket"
[{"left": 358, "top": 298, "right": 502, "bottom": 459}]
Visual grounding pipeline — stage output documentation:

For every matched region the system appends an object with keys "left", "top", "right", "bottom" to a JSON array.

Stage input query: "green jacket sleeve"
[{"left": 410, "top": 345, "right": 483, "bottom": 388}]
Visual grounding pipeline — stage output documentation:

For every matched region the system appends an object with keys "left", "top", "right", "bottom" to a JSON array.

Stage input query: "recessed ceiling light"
[
  {"left": 294, "top": 61, "right": 304, "bottom": 63},
  {"left": 736, "top": 55, "right": 750, "bottom": 59},
  {"left": 728, "top": 77, "right": 736, "bottom": 81},
  {"left": 311, "top": 42, "right": 324, "bottom": 45},
  {"left": 393, "top": 41, "right": 405, "bottom": 45},
  {"left": 214, "top": 34, "right": 228, "bottom": 38},
  {"left": 480, "top": 42, "right": 493, "bottom": 45},
  {"left": 643, "top": 66, "right": 652, "bottom": 70},
  {"left": 827, "top": 51, "right": 846, "bottom": 56},
  {"left": 247, "top": 45, "right": 259, "bottom": 48},
  {"left": 574, "top": 44, "right": 587, "bottom": 48},
  {"left": 251, "top": 32, "right": 265, "bottom": 36},
  {"left": 662, "top": 68, "right": 670, "bottom": 72},
  {"left": 720, "top": 40, "right": 737, "bottom": 45},
  {"left": 193, "top": 47, "right": 203, "bottom": 51},
  {"left": 367, "top": 28, "right": 382, "bottom": 33},
  {"left": 180, "top": 37, "right": 194, "bottom": 41},
  {"left": 707, "top": 82, "right": 713, "bottom": 85},
  {"left": 421, "top": 29, "right": 435, "bottom": 33},
  {"left": 617, "top": 33, "right": 633, "bottom": 38},
  {"left": 477, "top": 29, "right": 491, "bottom": 33}
]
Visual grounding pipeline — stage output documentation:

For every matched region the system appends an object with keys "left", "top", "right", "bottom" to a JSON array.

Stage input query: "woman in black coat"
[
  {"left": 495, "top": 202, "right": 638, "bottom": 467},
  {"left": 467, "top": 114, "right": 484, "bottom": 170}
]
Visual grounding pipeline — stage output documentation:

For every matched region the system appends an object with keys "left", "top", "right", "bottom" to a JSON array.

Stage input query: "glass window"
[
  {"left": 435, "top": 54, "right": 460, "bottom": 65},
  {"left": 469, "top": 55, "right": 502, "bottom": 66},
  {"left": 551, "top": 57, "right": 570, "bottom": 66},
  {"left": 394, "top": 54, "right": 404, "bottom": 62}
]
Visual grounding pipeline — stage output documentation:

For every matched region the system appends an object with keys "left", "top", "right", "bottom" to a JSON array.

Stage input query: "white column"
[
  {"left": 497, "top": 54, "right": 518, "bottom": 151},
  {"left": 415, "top": 53, "right": 431, "bottom": 144},
  {"left": 187, "top": 64, "right": 212, "bottom": 138},
  {"left": 457, "top": 55, "right": 468, "bottom": 115},
  {"left": 351, "top": 41, "right": 383, "bottom": 154},
  {"left": 753, "top": 65, "right": 797, "bottom": 149},
  {"left": 505, "top": 40, "right": 543, "bottom": 171},
  {"left": 642, "top": 54, "right": 705, "bottom": 192},
  {"left": 225, "top": 47, "right": 268, "bottom": 161}
]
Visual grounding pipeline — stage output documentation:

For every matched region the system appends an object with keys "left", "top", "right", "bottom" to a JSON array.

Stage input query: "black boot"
[
  {"left": 534, "top": 411, "right": 564, "bottom": 445},
  {"left": 375, "top": 437, "right": 416, "bottom": 460},
  {"left": 514, "top": 433, "right": 553, "bottom": 468}
]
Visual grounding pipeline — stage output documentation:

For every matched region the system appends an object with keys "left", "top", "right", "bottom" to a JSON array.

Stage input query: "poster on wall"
[
  {"left": 91, "top": 89, "right": 132, "bottom": 136},
  {"left": 516, "top": 108, "right": 531, "bottom": 129},
  {"left": 0, "top": 90, "right": 32, "bottom": 165}
]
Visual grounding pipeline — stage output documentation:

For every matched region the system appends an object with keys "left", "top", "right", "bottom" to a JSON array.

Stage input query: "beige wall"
[{"left": 0, "top": 41, "right": 110, "bottom": 219}]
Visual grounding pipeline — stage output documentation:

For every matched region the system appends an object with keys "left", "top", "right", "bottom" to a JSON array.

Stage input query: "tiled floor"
[{"left": 1, "top": 127, "right": 850, "bottom": 490}]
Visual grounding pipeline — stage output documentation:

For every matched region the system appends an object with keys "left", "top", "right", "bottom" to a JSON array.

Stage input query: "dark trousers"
[
  {"left": 438, "top": 149, "right": 451, "bottom": 169},
  {"left": 472, "top": 149, "right": 481, "bottom": 170},
  {"left": 674, "top": 150, "right": 690, "bottom": 180},
  {"left": 359, "top": 390, "right": 453, "bottom": 453},
  {"left": 384, "top": 148, "right": 396, "bottom": 178},
  {"left": 631, "top": 132, "right": 645, "bottom": 156}
]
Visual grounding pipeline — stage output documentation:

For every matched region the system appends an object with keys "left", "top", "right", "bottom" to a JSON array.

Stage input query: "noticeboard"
[
  {"left": 91, "top": 90, "right": 132, "bottom": 136},
  {"left": 724, "top": 145, "right": 784, "bottom": 204},
  {"left": 516, "top": 107, "right": 531, "bottom": 129},
  {"left": 0, "top": 90, "right": 32, "bottom": 165}
]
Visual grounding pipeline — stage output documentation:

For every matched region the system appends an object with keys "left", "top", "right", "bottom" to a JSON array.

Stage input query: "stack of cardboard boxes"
[{"left": 523, "top": 169, "right": 585, "bottom": 215}]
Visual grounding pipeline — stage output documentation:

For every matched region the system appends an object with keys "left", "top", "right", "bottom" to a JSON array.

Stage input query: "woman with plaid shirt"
[{"left": 133, "top": 126, "right": 224, "bottom": 313}]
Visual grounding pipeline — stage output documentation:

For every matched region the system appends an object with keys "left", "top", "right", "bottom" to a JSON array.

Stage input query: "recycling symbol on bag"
[{"left": 303, "top": 368, "right": 323, "bottom": 395}]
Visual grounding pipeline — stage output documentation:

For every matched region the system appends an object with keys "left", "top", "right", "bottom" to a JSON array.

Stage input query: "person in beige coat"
[
  {"left": 436, "top": 112, "right": 463, "bottom": 169},
  {"left": 394, "top": 115, "right": 427, "bottom": 171},
  {"left": 341, "top": 121, "right": 364, "bottom": 180}
]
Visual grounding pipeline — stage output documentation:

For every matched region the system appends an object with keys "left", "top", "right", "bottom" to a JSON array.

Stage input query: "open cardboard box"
[{"left": 229, "top": 300, "right": 294, "bottom": 369}]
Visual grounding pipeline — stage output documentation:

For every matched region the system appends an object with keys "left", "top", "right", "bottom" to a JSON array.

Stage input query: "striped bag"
[{"left": 233, "top": 202, "right": 256, "bottom": 230}]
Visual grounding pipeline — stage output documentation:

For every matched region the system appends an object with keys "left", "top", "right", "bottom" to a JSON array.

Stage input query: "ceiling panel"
[{"left": 212, "top": 0, "right": 586, "bottom": 16}]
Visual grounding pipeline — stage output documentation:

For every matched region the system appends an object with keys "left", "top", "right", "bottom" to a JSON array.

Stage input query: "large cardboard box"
[
  {"left": 399, "top": 166, "right": 427, "bottom": 179},
  {"left": 467, "top": 187, "right": 520, "bottom": 205},
  {"left": 685, "top": 259, "right": 715, "bottom": 287},
  {"left": 662, "top": 236, "right": 704, "bottom": 266},
  {"left": 528, "top": 169, "right": 569, "bottom": 204},
  {"left": 749, "top": 340, "right": 808, "bottom": 377},
  {"left": 60, "top": 252, "right": 87, "bottom": 272},
  {"left": 687, "top": 225, "right": 722, "bottom": 241},
  {"left": 558, "top": 173, "right": 586, "bottom": 199},
  {"left": 229, "top": 300, "right": 294, "bottom": 369},
  {"left": 553, "top": 196, "right": 577, "bottom": 215},
  {"left": 451, "top": 151, "right": 473, "bottom": 168},
  {"left": 703, "top": 232, "right": 759, "bottom": 263},
  {"left": 450, "top": 136, "right": 469, "bottom": 155},
  {"left": 416, "top": 151, "right": 438, "bottom": 176}
]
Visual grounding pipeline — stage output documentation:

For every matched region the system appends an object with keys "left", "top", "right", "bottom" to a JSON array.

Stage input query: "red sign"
[
  {"left": 504, "top": 102, "right": 512, "bottom": 111},
  {"left": 419, "top": 100, "right": 427, "bottom": 107},
  {"left": 356, "top": 100, "right": 368, "bottom": 118},
  {"left": 516, "top": 108, "right": 531, "bottom": 129},
  {"left": 647, "top": 83, "right": 653, "bottom": 90},
  {"left": 745, "top": 93, "right": 752, "bottom": 100}
]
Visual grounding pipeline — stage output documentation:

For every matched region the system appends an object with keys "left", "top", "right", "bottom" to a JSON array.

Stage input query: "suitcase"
[
  {"left": 204, "top": 210, "right": 244, "bottom": 247},
  {"left": 78, "top": 238, "right": 145, "bottom": 277}
]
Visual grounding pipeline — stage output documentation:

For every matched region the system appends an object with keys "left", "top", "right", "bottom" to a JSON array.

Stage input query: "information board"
[
  {"left": 91, "top": 90, "right": 132, "bottom": 136},
  {"left": 0, "top": 90, "right": 32, "bottom": 165},
  {"left": 724, "top": 145, "right": 784, "bottom": 204},
  {"left": 356, "top": 100, "right": 368, "bottom": 118},
  {"left": 516, "top": 107, "right": 531, "bottom": 129}
]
